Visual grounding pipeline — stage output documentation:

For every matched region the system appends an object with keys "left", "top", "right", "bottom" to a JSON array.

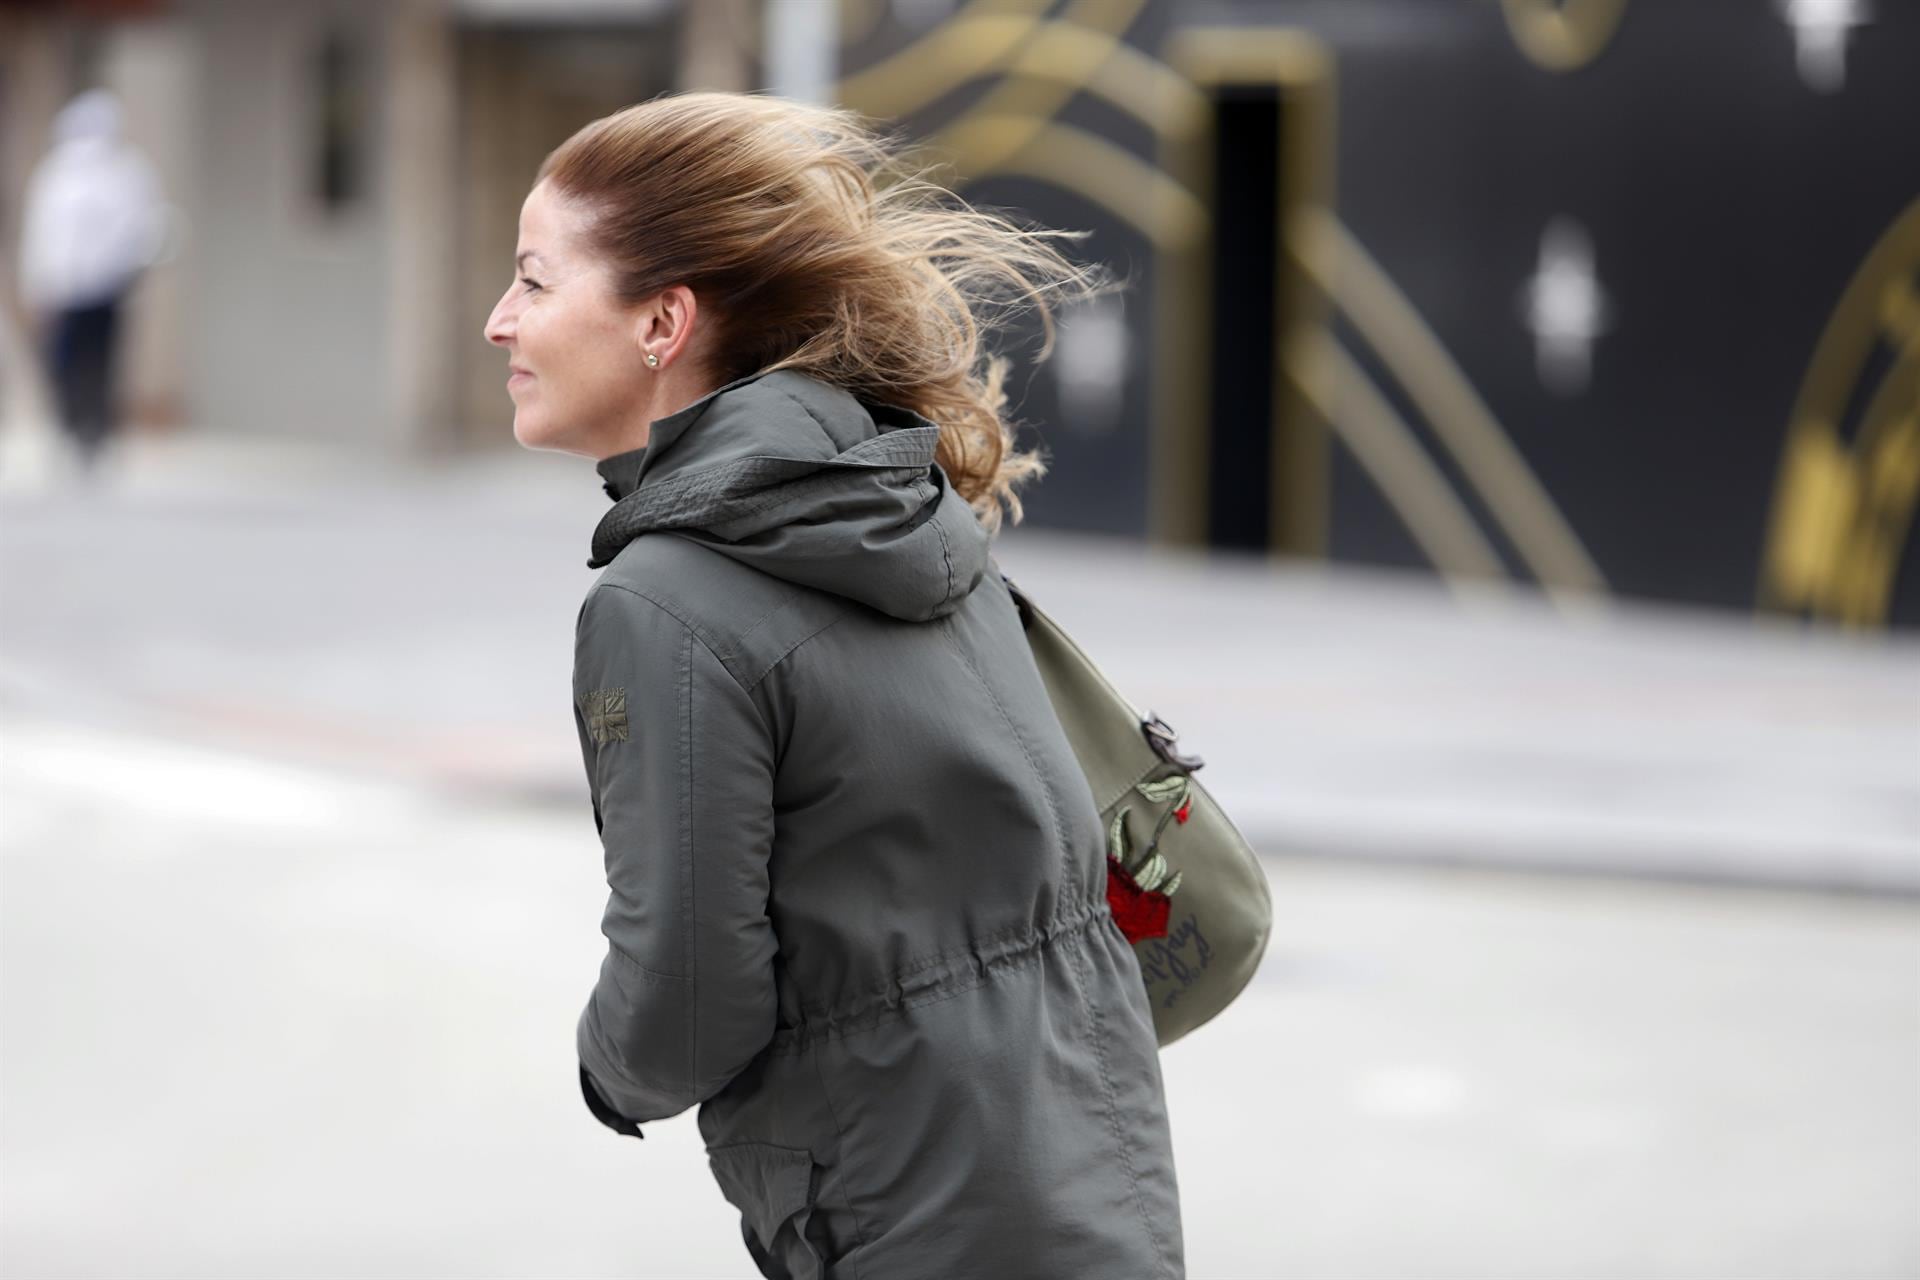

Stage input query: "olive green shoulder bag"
[{"left": 1000, "top": 571, "right": 1273, "bottom": 1046}]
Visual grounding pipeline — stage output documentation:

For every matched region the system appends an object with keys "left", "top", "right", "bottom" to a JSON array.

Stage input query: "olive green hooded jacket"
[{"left": 571, "top": 367, "right": 1184, "bottom": 1279}]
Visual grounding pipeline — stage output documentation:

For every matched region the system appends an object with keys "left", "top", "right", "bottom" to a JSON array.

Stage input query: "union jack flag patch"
[{"left": 578, "top": 687, "right": 629, "bottom": 745}]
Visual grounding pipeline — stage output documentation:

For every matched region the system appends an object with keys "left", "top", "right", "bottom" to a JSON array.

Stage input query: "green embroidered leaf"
[
  {"left": 1135, "top": 775, "right": 1189, "bottom": 804},
  {"left": 1134, "top": 850, "right": 1171, "bottom": 893},
  {"left": 1107, "top": 805, "right": 1131, "bottom": 863}
]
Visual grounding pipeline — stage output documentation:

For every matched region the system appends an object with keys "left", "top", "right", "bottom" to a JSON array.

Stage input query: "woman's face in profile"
[{"left": 484, "top": 180, "right": 650, "bottom": 457}]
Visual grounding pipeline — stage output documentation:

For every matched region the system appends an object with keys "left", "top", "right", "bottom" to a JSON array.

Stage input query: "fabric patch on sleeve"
[{"left": 578, "top": 687, "right": 630, "bottom": 745}]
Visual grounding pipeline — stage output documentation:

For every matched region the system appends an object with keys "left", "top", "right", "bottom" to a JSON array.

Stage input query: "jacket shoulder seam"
[
  {"left": 587, "top": 583, "right": 784, "bottom": 762},
  {"left": 754, "top": 609, "right": 849, "bottom": 690},
  {"left": 588, "top": 581, "right": 750, "bottom": 695},
  {"left": 592, "top": 578, "right": 846, "bottom": 702}
]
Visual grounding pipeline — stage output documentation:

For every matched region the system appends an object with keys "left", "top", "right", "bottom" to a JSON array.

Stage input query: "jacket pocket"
[{"left": 706, "top": 1141, "right": 826, "bottom": 1280}]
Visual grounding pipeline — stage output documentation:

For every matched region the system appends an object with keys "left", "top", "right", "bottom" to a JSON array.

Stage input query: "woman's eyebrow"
[{"left": 517, "top": 251, "right": 544, "bottom": 269}]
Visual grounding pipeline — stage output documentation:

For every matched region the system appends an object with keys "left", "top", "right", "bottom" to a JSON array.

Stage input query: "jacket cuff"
[{"left": 579, "top": 1062, "right": 646, "bottom": 1139}]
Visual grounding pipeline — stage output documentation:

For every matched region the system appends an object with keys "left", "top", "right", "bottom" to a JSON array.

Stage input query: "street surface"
[{"left": 4, "top": 715, "right": 1914, "bottom": 1278}]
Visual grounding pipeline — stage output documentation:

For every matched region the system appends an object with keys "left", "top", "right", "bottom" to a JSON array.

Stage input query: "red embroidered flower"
[
  {"left": 1173, "top": 797, "right": 1191, "bottom": 825},
  {"left": 1106, "top": 855, "right": 1172, "bottom": 943}
]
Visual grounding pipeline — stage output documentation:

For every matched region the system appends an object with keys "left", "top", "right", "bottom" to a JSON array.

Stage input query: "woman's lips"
[{"left": 508, "top": 370, "right": 534, "bottom": 387}]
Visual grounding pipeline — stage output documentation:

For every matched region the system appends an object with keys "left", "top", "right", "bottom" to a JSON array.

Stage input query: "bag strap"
[
  {"left": 999, "top": 568, "right": 1203, "bottom": 772},
  {"left": 999, "top": 569, "right": 1035, "bottom": 632}
]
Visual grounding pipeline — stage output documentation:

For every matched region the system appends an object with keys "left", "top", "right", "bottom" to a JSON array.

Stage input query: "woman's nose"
[{"left": 484, "top": 295, "right": 514, "bottom": 347}]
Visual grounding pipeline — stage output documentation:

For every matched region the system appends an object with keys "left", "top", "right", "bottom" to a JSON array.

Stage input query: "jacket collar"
[
  {"left": 592, "top": 367, "right": 774, "bottom": 504},
  {"left": 594, "top": 446, "right": 647, "bottom": 502}
]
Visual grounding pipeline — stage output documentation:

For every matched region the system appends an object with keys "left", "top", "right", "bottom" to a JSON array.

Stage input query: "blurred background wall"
[
  {"left": 3, "top": 0, "right": 1913, "bottom": 625},
  {"left": 833, "top": 0, "right": 1920, "bottom": 630}
]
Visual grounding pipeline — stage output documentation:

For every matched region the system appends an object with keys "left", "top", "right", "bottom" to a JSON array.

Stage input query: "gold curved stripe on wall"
[
  {"left": 835, "top": 6, "right": 1050, "bottom": 121},
  {"left": 1759, "top": 197, "right": 1920, "bottom": 628},
  {"left": 1500, "top": 0, "right": 1630, "bottom": 72},
  {"left": 918, "top": 0, "right": 1156, "bottom": 174},
  {"left": 935, "top": 115, "right": 1207, "bottom": 253},
  {"left": 837, "top": 0, "right": 1159, "bottom": 126},
  {"left": 1851, "top": 346, "right": 1920, "bottom": 482},
  {"left": 1296, "top": 333, "right": 1513, "bottom": 588},
  {"left": 1164, "top": 26, "right": 1333, "bottom": 88},
  {"left": 1842, "top": 358, "right": 1920, "bottom": 625},
  {"left": 931, "top": 17, "right": 1210, "bottom": 151},
  {"left": 1759, "top": 200, "right": 1920, "bottom": 626},
  {"left": 1297, "top": 210, "right": 1611, "bottom": 599}
]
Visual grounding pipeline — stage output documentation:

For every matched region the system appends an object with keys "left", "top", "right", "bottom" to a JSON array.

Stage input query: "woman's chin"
[
  {"left": 511, "top": 407, "right": 596, "bottom": 458},
  {"left": 511, "top": 411, "right": 559, "bottom": 451}
]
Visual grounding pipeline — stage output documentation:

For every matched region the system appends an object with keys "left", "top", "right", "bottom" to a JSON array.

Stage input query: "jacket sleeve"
[{"left": 571, "top": 581, "right": 780, "bottom": 1136}]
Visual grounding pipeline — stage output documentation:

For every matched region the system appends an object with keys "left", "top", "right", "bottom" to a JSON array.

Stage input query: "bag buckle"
[{"left": 1141, "top": 711, "right": 1205, "bottom": 772}]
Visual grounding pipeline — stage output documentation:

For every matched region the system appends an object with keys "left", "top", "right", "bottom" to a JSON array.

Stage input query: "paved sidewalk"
[
  {"left": 3, "top": 426, "right": 1916, "bottom": 893},
  {"left": 5, "top": 711, "right": 1916, "bottom": 1278}
]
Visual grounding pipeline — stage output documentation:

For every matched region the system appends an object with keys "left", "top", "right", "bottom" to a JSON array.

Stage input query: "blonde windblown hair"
[{"left": 535, "top": 90, "right": 1122, "bottom": 537}]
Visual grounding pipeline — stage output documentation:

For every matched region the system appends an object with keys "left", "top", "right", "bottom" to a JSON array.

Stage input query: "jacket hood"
[{"left": 588, "top": 368, "right": 992, "bottom": 622}]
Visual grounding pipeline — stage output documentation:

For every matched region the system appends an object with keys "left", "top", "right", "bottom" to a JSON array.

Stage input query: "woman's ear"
[{"left": 633, "top": 285, "right": 702, "bottom": 370}]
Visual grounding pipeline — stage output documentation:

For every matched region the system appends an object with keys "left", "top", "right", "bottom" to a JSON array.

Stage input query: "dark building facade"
[{"left": 839, "top": 0, "right": 1919, "bottom": 629}]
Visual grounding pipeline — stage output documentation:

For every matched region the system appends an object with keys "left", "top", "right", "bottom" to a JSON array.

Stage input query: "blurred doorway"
[
  {"left": 1163, "top": 29, "right": 1333, "bottom": 559},
  {"left": 1205, "top": 82, "right": 1284, "bottom": 553}
]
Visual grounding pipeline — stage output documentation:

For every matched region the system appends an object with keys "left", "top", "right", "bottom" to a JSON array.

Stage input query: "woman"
[{"left": 484, "top": 91, "right": 1185, "bottom": 1279}]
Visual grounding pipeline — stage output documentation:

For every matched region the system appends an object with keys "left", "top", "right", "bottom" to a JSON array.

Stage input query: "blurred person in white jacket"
[{"left": 18, "top": 88, "right": 167, "bottom": 472}]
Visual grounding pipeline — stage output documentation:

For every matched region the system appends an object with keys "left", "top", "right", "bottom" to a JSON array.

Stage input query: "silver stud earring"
[{"left": 645, "top": 352, "right": 660, "bottom": 368}]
